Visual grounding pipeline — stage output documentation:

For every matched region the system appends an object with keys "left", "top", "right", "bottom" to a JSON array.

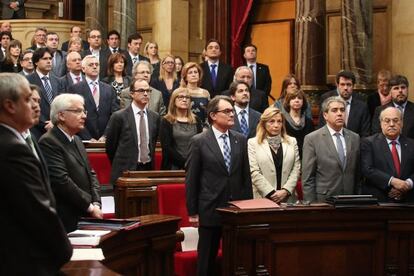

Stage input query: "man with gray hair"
[
  {"left": 68, "top": 54, "right": 118, "bottom": 141},
  {"left": 361, "top": 106, "right": 414, "bottom": 202},
  {"left": 223, "top": 65, "right": 268, "bottom": 113},
  {"left": 39, "top": 93, "right": 102, "bottom": 232},
  {"left": 120, "top": 60, "right": 166, "bottom": 115},
  {"left": 302, "top": 96, "right": 360, "bottom": 203},
  {"left": 0, "top": 73, "right": 72, "bottom": 274}
]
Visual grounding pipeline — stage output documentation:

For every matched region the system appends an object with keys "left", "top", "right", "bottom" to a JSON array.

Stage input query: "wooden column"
[
  {"left": 112, "top": 0, "right": 136, "bottom": 49},
  {"left": 85, "top": 0, "right": 108, "bottom": 37},
  {"left": 341, "top": 0, "right": 373, "bottom": 86}
]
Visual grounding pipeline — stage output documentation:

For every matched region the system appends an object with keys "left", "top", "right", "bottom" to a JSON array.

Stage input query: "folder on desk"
[
  {"left": 78, "top": 218, "right": 140, "bottom": 231},
  {"left": 229, "top": 198, "right": 280, "bottom": 209}
]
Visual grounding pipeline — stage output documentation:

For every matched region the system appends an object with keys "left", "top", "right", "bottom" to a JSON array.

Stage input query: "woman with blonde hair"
[
  {"left": 180, "top": 61, "right": 210, "bottom": 124},
  {"left": 160, "top": 87, "right": 203, "bottom": 169},
  {"left": 248, "top": 106, "right": 300, "bottom": 203},
  {"left": 150, "top": 54, "right": 180, "bottom": 107},
  {"left": 67, "top": 37, "right": 82, "bottom": 53},
  {"left": 144, "top": 41, "right": 160, "bottom": 73}
]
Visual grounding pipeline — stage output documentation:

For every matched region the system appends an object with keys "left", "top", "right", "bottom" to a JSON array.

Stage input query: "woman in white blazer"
[{"left": 248, "top": 106, "right": 301, "bottom": 203}]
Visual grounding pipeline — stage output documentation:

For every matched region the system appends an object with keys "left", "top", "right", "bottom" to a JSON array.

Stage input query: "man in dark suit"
[
  {"left": 0, "top": 31, "right": 11, "bottom": 61},
  {"left": 2, "top": 0, "right": 25, "bottom": 19},
  {"left": 186, "top": 95, "right": 253, "bottom": 276},
  {"left": 27, "top": 47, "right": 65, "bottom": 139},
  {"left": 125, "top": 32, "right": 149, "bottom": 77},
  {"left": 19, "top": 49, "right": 34, "bottom": 76},
  {"left": 39, "top": 93, "right": 102, "bottom": 232},
  {"left": 303, "top": 96, "right": 361, "bottom": 203},
  {"left": 103, "top": 29, "right": 128, "bottom": 57},
  {"left": 46, "top": 31, "right": 67, "bottom": 77},
  {"left": 367, "top": 69, "right": 392, "bottom": 119},
  {"left": 243, "top": 43, "right": 272, "bottom": 96},
  {"left": 81, "top": 29, "right": 109, "bottom": 79},
  {"left": 372, "top": 75, "right": 414, "bottom": 139},
  {"left": 229, "top": 81, "right": 261, "bottom": 138},
  {"left": 200, "top": 39, "right": 234, "bottom": 98},
  {"left": 61, "top": 51, "right": 83, "bottom": 90},
  {"left": 106, "top": 79, "right": 160, "bottom": 185},
  {"left": 68, "top": 54, "right": 118, "bottom": 141},
  {"left": 362, "top": 106, "right": 414, "bottom": 202},
  {"left": 0, "top": 73, "right": 72, "bottom": 275},
  {"left": 319, "top": 70, "right": 370, "bottom": 137},
  {"left": 61, "top": 25, "right": 89, "bottom": 52}
]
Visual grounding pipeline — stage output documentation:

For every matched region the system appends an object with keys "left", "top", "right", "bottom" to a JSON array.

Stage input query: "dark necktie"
[
  {"left": 210, "top": 64, "right": 217, "bottom": 88},
  {"left": 112, "top": 48, "right": 117, "bottom": 53},
  {"left": 139, "top": 111, "right": 150, "bottom": 163},
  {"left": 221, "top": 133, "right": 231, "bottom": 172},
  {"left": 25, "top": 135, "right": 39, "bottom": 160},
  {"left": 249, "top": 64, "right": 256, "bottom": 88},
  {"left": 391, "top": 140, "right": 401, "bottom": 177},
  {"left": 239, "top": 109, "right": 249, "bottom": 137},
  {"left": 42, "top": 76, "right": 53, "bottom": 104},
  {"left": 75, "top": 76, "right": 81, "bottom": 83}
]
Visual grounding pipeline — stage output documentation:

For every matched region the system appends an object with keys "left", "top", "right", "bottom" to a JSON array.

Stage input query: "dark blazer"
[
  {"left": 200, "top": 61, "right": 234, "bottom": 98},
  {"left": 361, "top": 133, "right": 414, "bottom": 202},
  {"left": 222, "top": 88, "right": 268, "bottom": 113},
  {"left": 186, "top": 128, "right": 253, "bottom": 226},
  {"left": 39, "top": 127, "right": 101, "bottom": 232},
  {"left": 125, "top": 53, "right": 149, "bottom": 77},
  {"left": 367, "top": 92, "right": 381, "bottom": 120},
  {"left": 372, "top": 101, "right": 414, "bottom": 139},
  {"left": 101, "top": 47, "right": 128, "bottom": 70},
  {"left": 68, "top": 80, "right": 119, "bottom": 140},
  {"left": 231, "top": 107, "right": 261, "bottom": 138},
  {"left": 60, "top": 72, "right": 84, "bottom": 91},
  {"left": 150, "top": 77, "right": 180, "bottom": 107},
  {"left": 81, "top": 48, "right": 109, "bottom": 79},
  {"left": 61, "top": 39, "right": 89, "bottom": 52},
  {"left": 319, "top": 95, "right": 371, "bottom": 137},
  {"left": 50, "top": 50, "right": 67, "bottom": 77},
  {"left": 105, "top": 106, "right": 160, "bottom": 185},
  {"left": 0, "top": 126, "right": 72, "bottom": 275},
  {"left": 27, "top": 72, "right": 65, "bottom": 139},
  {"left": 1, "top": 0, "right": 25, "bottom": 19},
  {"left": 159, "top": 116, "right": 203, "bottom": 170},
  {"left": 0, "top": 60, "right": 22, "bottom": 73},
  {"left": 252, "top": 62, "right": 272, "bottom": 96}
]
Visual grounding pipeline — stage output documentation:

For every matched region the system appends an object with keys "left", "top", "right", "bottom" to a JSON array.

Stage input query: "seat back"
[{"left": 157, "top": 183, "right": 190, "bottom": 228}]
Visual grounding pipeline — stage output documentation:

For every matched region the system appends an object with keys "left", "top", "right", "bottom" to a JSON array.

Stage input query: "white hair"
[
  {"left": 81, "top": 54, "right": 98, "bottom": 67},
  {"left": 50, "top": 93, "right": 84, "bottom": 125},
  {"left": 233, "top": 65, "right": 252, "bottom": 81}
]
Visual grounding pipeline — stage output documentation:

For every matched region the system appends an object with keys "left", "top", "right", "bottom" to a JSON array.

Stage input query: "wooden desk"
[
  {"left": 217, "top": 206, "right": 414, "bottom": 276},
  {"left": 62, "top": 214, "right": 180, "bottom": 276},
  {"left": 61, "top": 260, "right": 120, "bottom": 276}
]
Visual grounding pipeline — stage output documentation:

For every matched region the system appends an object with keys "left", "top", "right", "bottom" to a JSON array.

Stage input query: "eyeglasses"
[
  {"left": 65, "top": 109, "right": 87, "bottom": 115},
  {"left": 216, "top": 109, "right": 234, "bottom": 115},
  {"left": 22, "top": 57, "right": 32, "bottom": 62},
  {"left": 89, "top": 35, "right": 101, "bottom": 39},
  {"left": 131, "top": 88, "right": 151, "bottom": 93},
  {"left": 177, "top": 95, "right": 191, "bottom": 100}
]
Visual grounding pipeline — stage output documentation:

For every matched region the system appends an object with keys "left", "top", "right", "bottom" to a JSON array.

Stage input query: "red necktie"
[{"left": 391, "top": 141, "right": 400, "bottom": 177}]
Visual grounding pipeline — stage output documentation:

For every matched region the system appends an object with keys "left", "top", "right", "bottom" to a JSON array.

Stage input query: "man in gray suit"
[
  {"left": 106, "top": 79, "right": 160, "bottom": 185},
  {"left": 229, "top": 81, "right": 261, "bottom": 138},
  {"left": 119, "top": 60, "right": 166, "bottom": 115},
  {"left": 302, "top": 96, "right": 360, "bottom": 203},
  {"left": 46, "top": 32, "right": 67, "bottom": 77}
]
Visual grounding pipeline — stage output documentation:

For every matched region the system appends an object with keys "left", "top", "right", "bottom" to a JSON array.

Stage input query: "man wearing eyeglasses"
[
  {"left": 67, "top": 55, "right": 118, "bottom": 141},
  {"left": 19, "top": 49, "right": 34, "bottom": 76},
  {"left": 82, "top": 29, "right": 109, "bottom": 79},
  {"left": 186, "top": 95, "right": 253, "bottom": 276},
  {"left": 39, "top": 93, "right": 102, "bottom": 232},
  {"left": 27, "top": 27, "right": 47, "bottom": 51},
  {"left": 106, "top": 79, "right": 160, "bottom": 185}
]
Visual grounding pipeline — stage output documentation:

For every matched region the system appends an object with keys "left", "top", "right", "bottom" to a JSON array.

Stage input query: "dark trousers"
[
  {"left": 135, "top": 162, "right": 152, "bottom": 171},
  {"left": 197, "top": 226, "right": 222, "bottom": 276}
]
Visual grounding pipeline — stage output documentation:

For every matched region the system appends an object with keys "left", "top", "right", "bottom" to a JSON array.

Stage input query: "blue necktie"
[
  {"left": 42, "top": 76, "right": 53, "bottom": 104},
  {"left": 221, "top": 133, "right": 231, "bottom": 172},
  {"left": 239, "top": 109, "right": 249, "bottom": 137},
  {"left": 210, "top": 64, "right": 217, "bottom": 88},
  {"left": 334, "top": 132, "right": 346, "bottom": 169}
]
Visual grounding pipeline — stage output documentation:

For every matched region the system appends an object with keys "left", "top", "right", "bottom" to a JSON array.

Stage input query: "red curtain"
[{"left": 230, "top": 0, "right": 254, "bottom": 68}]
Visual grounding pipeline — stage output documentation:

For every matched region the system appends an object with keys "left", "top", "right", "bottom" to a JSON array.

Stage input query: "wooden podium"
[
  {"left": 62, "top": 214, "right": 180, "bottom": 276},
  {"left": 217, "top": 205, "right": 414, "bottom": 276}
]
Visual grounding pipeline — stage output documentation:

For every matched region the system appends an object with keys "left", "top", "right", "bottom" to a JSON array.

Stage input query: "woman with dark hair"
[
  {"left": 248, "top": 106, "right": 300, "bottom": 203},
  {"left": 150, "top": 54, "right": 180, "bottom": 107},
  {"left": 160, "top": 87, "right": 203, "bottom": 169},
  {"left": 180, "top": 61, "right": 210, "bottom": 124},
  {"left": 274, "top": 74, "right": 312, "bottom": 119},
  {"left": 174, "top": 55, "right": 184, "bottom": 80},
  {"left": 283, "top": 89, "right": 314, "bottom": 158},
  {"left": 102, "top": 52, "right": 131, "bottom": 104},
  {"left": 0, "top": 39, "right": 22, "bottom": 73}
]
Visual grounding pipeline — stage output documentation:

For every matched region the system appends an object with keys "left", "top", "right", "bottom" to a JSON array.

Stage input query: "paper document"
[
  {"left": 101, "top": 196, "right": 115, "bottom": 214},
  {"left": 68, "top": 230, "right": 110, "bottom": 246},
  {"left": 229, "top": 198, "right": 280, "bottom": 209},
  {"left": 71, "top": 248, "right": 105, "bottom": 261},
  {"left": 180, "top": 227, "right": 199, "bottom": 252}
]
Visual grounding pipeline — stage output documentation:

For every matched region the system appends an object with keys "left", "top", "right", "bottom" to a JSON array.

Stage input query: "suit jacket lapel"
[
  {"left": 343, "top": 129, "right": 352, "bottom": 170},
  {"left": 53, "top": 127, "right": 84, "bottom": 166},
  {"left": 229, "top": 131, "right": 240, "bottom": 174},
  {"left": 399, "top": 136, "right": 409, "bottom": 175},
  {"left": 205, "top": 128, "right": 228, "bottom": 173},
  {"left": 262, "top": 139, "right": 275, "bottom": 166},
  {"left": 127, "top": 106, "right": 139, "bottom": 149},
  {"left": 147, "top": 109, "right": 155, "bottom": 145},
  {"left": 82, "top": 81, "right": 97, "bottom": 112}
]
